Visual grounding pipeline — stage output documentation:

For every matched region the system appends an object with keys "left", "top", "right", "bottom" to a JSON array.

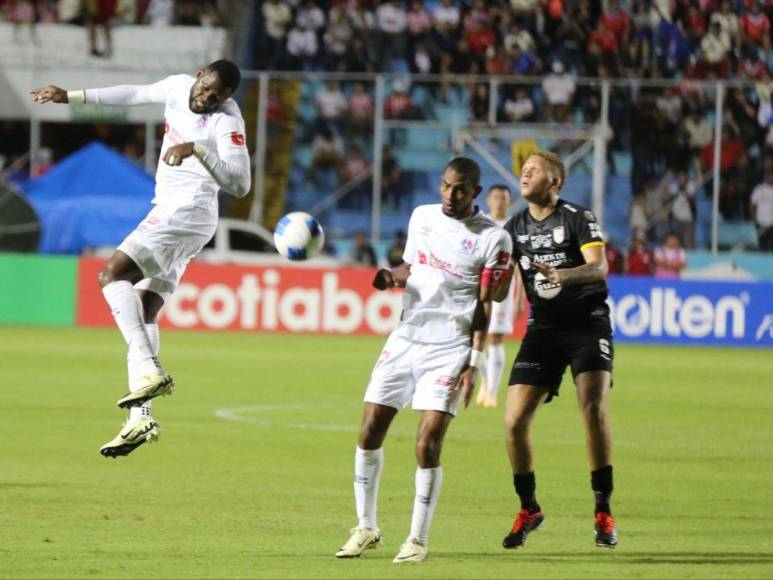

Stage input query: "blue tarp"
[{"left": 18, "top": 142, "right": 154, "bottom": 254}]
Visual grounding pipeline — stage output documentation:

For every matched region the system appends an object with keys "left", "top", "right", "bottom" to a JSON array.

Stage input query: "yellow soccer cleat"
[
  {"left": 392, "top": 538, "right": 429, "bottom": 563},
  {"left": 99, "top": 418, "right": 160, "bottom": 458},
  {"left": 117, "top": 373, "right": 174, "bottom": 409},
  {"left": 335, "top": 527, "right": 382, "bottom": 558}
]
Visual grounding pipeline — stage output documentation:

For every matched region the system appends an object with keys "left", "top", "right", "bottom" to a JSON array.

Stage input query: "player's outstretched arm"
[
  {"left": 33, "top": 79, "right": 173, "bottom": 107},
  {"left": 372, "top": 262, "right": 411, "bottom": 290}
]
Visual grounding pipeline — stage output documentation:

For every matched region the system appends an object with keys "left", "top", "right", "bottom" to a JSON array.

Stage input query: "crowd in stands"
[
  {"left": 257, "top": 0, "right": 773, "bottom": 252},
  {"left": 257, "top": 0, "right": 772, "bottom": 81}
]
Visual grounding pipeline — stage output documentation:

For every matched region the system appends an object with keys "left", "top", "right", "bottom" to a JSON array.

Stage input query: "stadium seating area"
[{"left": 250, "top": 0, "right": 773, "bottom": 256}]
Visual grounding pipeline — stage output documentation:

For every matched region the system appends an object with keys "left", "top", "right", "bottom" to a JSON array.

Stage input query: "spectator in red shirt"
[
  {"left": 626, "top": 236, "right": 655, "bottom": 276},
  {"left": 741, "top": 0, "right": 770, "bottom": 49},
  {"left": 347, "top": 82, "right": 374, "bottom": 137},
  {"left": 465, "top": 21, "right": 496, "bottom": 55},
  {"left": 601, "top": 0, "right": 631, "bottom": 44},
  {"left": 605, "top": 241, "right": 625, "bottom": 274},
  {"left": 385, "top": 79, "right": 414, "bottom": 145},
  {"left": 589, "top": 21, "right": 620, "bottom": 73}
]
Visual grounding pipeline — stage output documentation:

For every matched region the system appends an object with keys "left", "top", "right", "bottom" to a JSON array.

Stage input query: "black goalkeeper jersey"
[{"left": 504, "top": 199, "right": 610, "bottom": 325}]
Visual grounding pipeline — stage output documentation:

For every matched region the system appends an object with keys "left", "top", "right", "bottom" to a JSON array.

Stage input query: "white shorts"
[
  {"left": 363, "top": 333, "right": 471, "bottom": 416},
  {"left": 118, "top": 204, "right": 217, "bottom": 301},
  {"left": 489, "top": 290, "right": 515, "bottom": 335}
]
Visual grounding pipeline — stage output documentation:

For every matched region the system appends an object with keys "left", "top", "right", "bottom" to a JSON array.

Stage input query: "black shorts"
[{"left": 508, "top": 318, "right": 613, "bottom": 403}]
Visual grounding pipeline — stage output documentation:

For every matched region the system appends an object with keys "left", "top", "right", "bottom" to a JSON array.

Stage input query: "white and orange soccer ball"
[{"left": 273, "top": 212, "right": 325, "bottom": 261}]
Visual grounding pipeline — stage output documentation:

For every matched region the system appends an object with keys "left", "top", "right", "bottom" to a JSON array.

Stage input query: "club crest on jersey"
[
  {"left": 529, "top": 233, "right": 552, "bottom": 249},
  {"left": 197, "top": 116, "right": 208, "bottom": 128},
  {"left": 520, "top": 256, "right": 531, "bottom": 270},
  {"left": 459, "top": 238, "right": 477, "bottom": 255},
  {"left": 552, "top": 226, "right": 565, "bottom": 244}
]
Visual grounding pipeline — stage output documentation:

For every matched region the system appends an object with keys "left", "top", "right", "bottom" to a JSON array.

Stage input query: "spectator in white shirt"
[
  {"left": 432, "top": 0, "right": 460, "bottom": 34},
  {"left": 750, "top": 171, "right": 773, "bottom": 250},
  {"left": 262, "top": 0, "right": 292, "bottom": 67},
  {"left": 542, "top": 61, "right": 576, "bottom": 122},
  {"left": 377, "top": 0, "right": 407, "bottom": 64},
  {"left": 701, "top": 21, "right": 732, "bottom": 77},
  {"left": 315, "top": 81, "right": 348, "bottom": 131},
  {"left": 295, "top": 0, "right": 325, "bottom": 34},
  {"left": 503, "top": 87, "right": 536, "bottom": 122},
  {"left": 287, "top": 22, "right": 319, "bottom": 69}
]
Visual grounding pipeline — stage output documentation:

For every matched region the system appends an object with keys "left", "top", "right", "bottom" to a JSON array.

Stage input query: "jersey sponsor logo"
[
  {"left": 588, "top": 222, "right": 605, "bottom": 240},
  {"left": 230, "top": 131, "right": 246, "bottom": 146},
  {"left": 534, "top": 272, "right": 563, "bottom": 299},
  {"left": 552, "top": 226, "right": 565, "bottom": 244},
  {"left": 517, "top": 234, "right": 530, "bottom": 244},
  {"left": 532, "top": 252, "right": 568, "bottom": 268},
  {"left": 434, "top": 375, "right": 456, "bottom": 387},
  {"left": 459, "top": 238, "right": 477, "bottom": 255},
  {"left": 416, "top": 250, "right": 463, "bottom": 279}
]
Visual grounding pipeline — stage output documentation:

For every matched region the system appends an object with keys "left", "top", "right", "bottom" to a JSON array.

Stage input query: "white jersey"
[
  {"left": 86, "top": 74, "right": 250, "bottom": 215},
  {"left": 398, "top": 204, "right": 513, "bottom": 345}
]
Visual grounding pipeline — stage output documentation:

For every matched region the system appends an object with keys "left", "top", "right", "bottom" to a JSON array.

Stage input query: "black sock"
[
  {"left": 591, "top": 465, "right": 613, "bottom": 515},
  {"left": 513, "top": 472, "right": 540, "bottom": 513}
]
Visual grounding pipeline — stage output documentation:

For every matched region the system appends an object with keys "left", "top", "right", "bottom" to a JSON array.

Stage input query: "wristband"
[
  {"left": 469, "top": 349, "right": 485, "bottom": 370},
  {"left": 192, "top": 143, "right": 209, "bottom": 159},
  {"left": 66, "top": 90, "right": 86, "bottom": 104}
]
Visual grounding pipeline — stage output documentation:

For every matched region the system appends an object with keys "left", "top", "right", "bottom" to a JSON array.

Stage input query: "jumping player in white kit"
[
  {"left": 30, "top": 60, "right": 250, "bottom": 458},
  {"left": 477, "top": 184, "right": 525, "bottom": 408},
  {"left": 334, "top": 158, "right": 513, "bottom": 563}
]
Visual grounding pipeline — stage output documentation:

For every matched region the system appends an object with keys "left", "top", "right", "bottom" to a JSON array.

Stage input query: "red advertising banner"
[{"left": 77, "top": 257, "right": 526, "bottom": 337}]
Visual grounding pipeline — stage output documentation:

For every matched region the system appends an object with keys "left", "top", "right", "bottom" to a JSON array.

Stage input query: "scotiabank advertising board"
[{"left": 77, "top": 258, "right": 420, "bottom": 335}]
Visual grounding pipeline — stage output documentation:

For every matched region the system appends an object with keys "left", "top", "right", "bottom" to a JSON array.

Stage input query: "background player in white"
[
  {"left": 30, "top": 60, "right": 251, "bottom": 458},
  {"left": 477, "top": 184, "right": 525, "bottom": 408},
  {"left": 335, "top": 158, "right": 513, "bottom": 563}
]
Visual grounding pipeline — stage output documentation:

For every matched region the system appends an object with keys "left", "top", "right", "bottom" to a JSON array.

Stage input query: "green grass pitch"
[{"left": 1, "top": 326, "right": 772, "bottom": 579}]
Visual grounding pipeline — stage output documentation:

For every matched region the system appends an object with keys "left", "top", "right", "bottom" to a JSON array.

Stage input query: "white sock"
[
  {"left": 409, "top": 466, "right": 443, "bottom": 545},
  {"left": 129, "top": 323, "right": 160, "bottom": 422},
  {"left": 102, "top": 281, "right": 159, "bottom": 374},
  {"left": 354, "top": 447, "right": 383, "bottom": 530},
  {"left": 486, "top": 343, "right": 506, "bottom": 399}
]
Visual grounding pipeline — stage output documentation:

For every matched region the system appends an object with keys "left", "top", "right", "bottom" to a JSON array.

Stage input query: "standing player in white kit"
[
  {"left": 30, "top": 60, "right": 251, "bottom": 458},
  {"left": 477, "top": 184, "right": 524, "bottom": 408},
  {"left": 335, "top": 158, "right": 513, "bottom": 563}
]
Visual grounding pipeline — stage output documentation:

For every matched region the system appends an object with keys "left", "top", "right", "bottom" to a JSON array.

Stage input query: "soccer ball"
[{"left": 273, "top": 212, "right": 325, "bottom": 261}]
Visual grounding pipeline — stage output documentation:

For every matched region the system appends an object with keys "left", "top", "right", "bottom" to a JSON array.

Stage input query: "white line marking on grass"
[{"left": 214, "top": 404, "right": 359, "bottom": 433}]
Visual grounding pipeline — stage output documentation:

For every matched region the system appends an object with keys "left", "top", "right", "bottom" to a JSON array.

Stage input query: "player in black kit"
[{"left": 500, "top": 150, "right": 618, "bottom": 550}]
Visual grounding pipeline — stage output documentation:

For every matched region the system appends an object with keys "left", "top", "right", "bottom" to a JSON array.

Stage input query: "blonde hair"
[{"left": 528, "top": 150, "right": 565, "bottom": 189}]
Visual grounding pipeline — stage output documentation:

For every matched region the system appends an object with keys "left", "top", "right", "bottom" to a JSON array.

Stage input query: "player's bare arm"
[
  {"left": 532, "top": 245, "right": 608, "bottom": 286},
  {"left": 455, "top": 285, "right": 494, "bottom": 408},
  {"left": 30, "top": 85, "right": 69, "bottom": 104},
  {"left": 373, "top": 262, "right": 411, "bottom": 290}
]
